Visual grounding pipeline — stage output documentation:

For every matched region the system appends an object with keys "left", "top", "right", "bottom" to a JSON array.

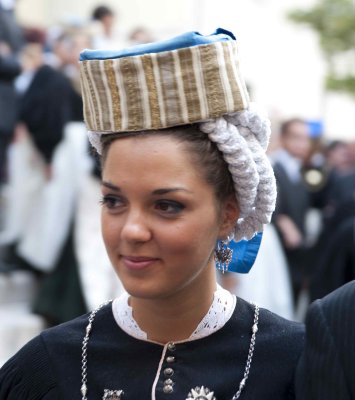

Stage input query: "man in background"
[{"left": 272, "top": 118, "right": 312, "bottom": 309}]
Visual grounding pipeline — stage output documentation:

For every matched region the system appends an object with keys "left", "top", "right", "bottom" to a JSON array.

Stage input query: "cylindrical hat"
[{"left": 79, "top": 28, "right": 249, "bottom": 151}]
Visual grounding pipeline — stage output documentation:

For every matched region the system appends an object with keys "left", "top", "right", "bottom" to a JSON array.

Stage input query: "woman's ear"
[{"left": 218, "top": 196, "right": 239, "bottom": 239}]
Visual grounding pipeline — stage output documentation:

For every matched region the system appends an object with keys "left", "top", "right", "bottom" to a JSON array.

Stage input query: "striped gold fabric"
[{"left": 79, "top": 41, "right": 249, "bottom": 133}]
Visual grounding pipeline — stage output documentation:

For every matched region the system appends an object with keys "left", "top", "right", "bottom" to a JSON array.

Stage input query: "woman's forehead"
[
  {"left": 105, "top": 133, "right": 183, "bottom": 157},
  {"left": 103, "top": 135, "right": 196, "bottom": 176},
  {"left": 101, "top": 138, "right": 213, "bottom": 197}
]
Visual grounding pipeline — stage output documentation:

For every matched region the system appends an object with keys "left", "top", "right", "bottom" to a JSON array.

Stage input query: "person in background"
[
  {"left": 0, "top": 0, "right": 23, "bottom": 53},
  {"left": 0, "top": 38, "right": 88, "bottom": 324},
  {"left": 52, "top": 29, "right": 92, "bottom": 120},
  {"left": 15, "top": 42, "right": 72, "bottom": 166},
  {"left": 0, "top": 43, "right": 20, "bottom": 186},
  {"left": 271, "top": 118, "right": 312, "bottom": 309},
  {"left": 319, "top": 140, "right": 355, "bottom": 231},
  {"left": 50, "top": 27, "right": 124, "bottom": 315},
  {"left": 325, "top": 140, "right": 353, "bottom": 174},
  {"left": 296, "top": 280, "right": 355, "bottom": 400},
  {"left": 0, "top": 28, "right": 304, "bottom": 399},
  {"left": 0, "top": 0, "right": 23, "bottom": 185},
  {"left": 90, "top": 4, "right": 125, "bottom": 50},
  {"left": 128, "top": 26, "right": 155, "bottom": 45},
  {"left": 309, "top": 139, "right": 355, "bottom": 300}
]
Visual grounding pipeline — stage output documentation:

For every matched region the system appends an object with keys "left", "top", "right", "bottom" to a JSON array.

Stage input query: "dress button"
[
  {"left": 166, "top": 356, "right": 175, "bottom": 363},
  {"left": 167, "top": 342, "right": 176, "bottom": 352},
  {"left": 163, "top": 368, "right": 174, "bottom": 377},
  {"left": 164, "top": 379, "right": 174, "bottom": 385},
  {"left": 163, "top": 384, "right": 174, "bottom": 394}
]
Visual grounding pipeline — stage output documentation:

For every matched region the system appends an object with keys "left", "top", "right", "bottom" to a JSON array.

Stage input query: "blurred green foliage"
[{"left": 288, "top": 0, "right": 355, "bottom": 96}]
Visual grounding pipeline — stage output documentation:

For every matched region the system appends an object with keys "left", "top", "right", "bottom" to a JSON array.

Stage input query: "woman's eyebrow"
[
  {"left": 152, "top": 188, "right": 192, "bottom": 195},
  {"left": 101, "top": 181, "right": 121, "bottom": 191},
  {"left": 101, "top": 183, "right": 192, "bottom": 195}
]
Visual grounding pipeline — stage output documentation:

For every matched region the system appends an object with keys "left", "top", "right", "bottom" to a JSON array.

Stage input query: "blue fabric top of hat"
[{"left": 80, "top": 27, "right": 235, "bottom": 61}]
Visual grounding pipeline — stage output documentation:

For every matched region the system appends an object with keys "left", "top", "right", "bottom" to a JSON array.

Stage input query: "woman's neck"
[{"left": 129, "top": 274, "right": 217, "bottom": 344}]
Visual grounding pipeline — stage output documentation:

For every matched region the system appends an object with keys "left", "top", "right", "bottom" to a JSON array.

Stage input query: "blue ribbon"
[{"left": 219, "top": 232, "right": 263, "bottom": 274}]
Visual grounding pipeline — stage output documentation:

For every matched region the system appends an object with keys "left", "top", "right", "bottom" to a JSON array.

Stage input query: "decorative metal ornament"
[
  {"left": 81, "top": 301, "right": 259, "bottom": 400},
  {"left": 186, "top": 386, "right": 216, "bottom": 400},
  {"left": 215, "top": 240, "right": 233, "bottom": 273},
  {"left": 102, "top": 389, "right": 124, "bottom": 399}
]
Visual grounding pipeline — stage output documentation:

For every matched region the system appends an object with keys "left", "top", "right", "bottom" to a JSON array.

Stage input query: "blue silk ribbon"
[{"left": 220, "top": 232, "right": 263, "bottom": 274}]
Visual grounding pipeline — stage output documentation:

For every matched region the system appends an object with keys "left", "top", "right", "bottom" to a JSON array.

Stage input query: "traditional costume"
[
  {"left": 0, "top": 28, "right": 304, "bottom": 400},
  {"left": 0, "top": 287, "right": 303, "bottom": 399}
]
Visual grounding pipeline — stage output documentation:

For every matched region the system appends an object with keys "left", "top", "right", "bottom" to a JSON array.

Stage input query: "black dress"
[
  {"left": 18, "top": 64, "right": 75, "bottom": 163},
  {"left": 0, "top": 297, "right": 304, "bottom": 399}
]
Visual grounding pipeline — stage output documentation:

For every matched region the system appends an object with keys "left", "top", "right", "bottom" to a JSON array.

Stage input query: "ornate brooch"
[
  {"left": 186, "top": 386, "right": 216, "bottom": 400},
  {"left": 102, "top": 389, "right": 124, "bottom": 399}
]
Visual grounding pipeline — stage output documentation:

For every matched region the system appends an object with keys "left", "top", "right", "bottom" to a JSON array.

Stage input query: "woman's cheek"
[{"left": 101, "top": 216, "right": 120, "bottom": 251}]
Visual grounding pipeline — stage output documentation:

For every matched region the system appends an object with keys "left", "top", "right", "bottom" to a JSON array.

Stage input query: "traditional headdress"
[{"left": 79, "top": 28, "right": 277, "bottom": 272}]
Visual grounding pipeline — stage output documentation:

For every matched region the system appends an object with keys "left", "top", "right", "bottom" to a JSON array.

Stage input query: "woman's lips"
[{"left": 121, "top": 256, "right": 159, "bottom": 270}]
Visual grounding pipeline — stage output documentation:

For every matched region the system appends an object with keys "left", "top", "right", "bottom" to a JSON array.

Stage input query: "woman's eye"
[
  {"left": 155, "top": 200, "right": 185, "bottom": 214},
  {"left": 100, "top": 195, "right": 124, "bottom": 210}
]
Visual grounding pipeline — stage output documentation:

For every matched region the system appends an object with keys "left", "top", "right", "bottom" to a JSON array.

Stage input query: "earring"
[{"left": 215, "top": 240, "right": 233, "bottom": 273}]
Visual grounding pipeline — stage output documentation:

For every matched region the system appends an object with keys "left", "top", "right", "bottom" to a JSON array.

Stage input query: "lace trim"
[{"left": 112, "top": 285, "right": 236, "bottom": 342}]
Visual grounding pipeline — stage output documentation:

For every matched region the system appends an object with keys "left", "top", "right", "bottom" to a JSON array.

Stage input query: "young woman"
[{"left": 0, "top": 28, "right": 304, "bottom": 399}]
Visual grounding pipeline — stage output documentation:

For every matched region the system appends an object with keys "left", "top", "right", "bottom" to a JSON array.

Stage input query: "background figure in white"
[
  {"left": 75, "top": 166, "right": 124, "bottom": 311},
  {"left": 89, "top": 4, "right": 126, "bottom": 50},
  {"left": 0, "top": 121, "right": 81, "bottom": 273},
  {"left": 0, "top": 122, "right": 123, "bottom": 364},
  {"left": 0, "top": 121, "right": 123, "bottom": 307},
  {"left": 219, "top": 223, "right": 294, "bottom": 320}
]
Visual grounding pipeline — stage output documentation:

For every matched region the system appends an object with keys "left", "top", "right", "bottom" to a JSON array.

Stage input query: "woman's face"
[{"left": 101, "top": 134, "right": 237, "bottom": 301}]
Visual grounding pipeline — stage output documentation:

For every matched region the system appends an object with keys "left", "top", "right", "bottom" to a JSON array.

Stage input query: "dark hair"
[
  {"left": 92, "top": 5, "right": 114, "bottom": 21},
  {"left": 100, "top": 125, "right": 235, "bottom": 203},
  {"left": 280, "top": 118, "right": 306, "bottom": 137},
  {"left": 326, "top": 140, "right": 346, "bottom": 153}
]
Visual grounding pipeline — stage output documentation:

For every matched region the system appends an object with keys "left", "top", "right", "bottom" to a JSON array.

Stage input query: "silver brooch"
[
  {"left": 102, "top": 389, "right": 124, "bottom": 399},
  {"left": 186, "top": 386, "right": 216, "bottom": 400}
]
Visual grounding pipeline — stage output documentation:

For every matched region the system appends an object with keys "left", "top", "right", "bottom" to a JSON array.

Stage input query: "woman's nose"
[{"left": 120, "top": 211, "right": 152, "bottom": 243}]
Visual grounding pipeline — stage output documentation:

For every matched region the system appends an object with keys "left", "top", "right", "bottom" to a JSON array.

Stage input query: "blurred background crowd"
[{"left": 0, "top": 0, "right": 354, "bottom": 366}]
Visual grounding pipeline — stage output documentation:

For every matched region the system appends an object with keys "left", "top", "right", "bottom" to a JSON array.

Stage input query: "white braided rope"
[
  {"left": 88, "top": 130, "right": 103, "bottom": 153},
  {"left": 199, "top": 104, "right": 277, "bottom": 241}
]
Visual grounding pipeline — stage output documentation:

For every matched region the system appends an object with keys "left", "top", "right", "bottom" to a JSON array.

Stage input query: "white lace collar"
[{"left": 112, "top": 285, "right": 236, "bottom": 342}]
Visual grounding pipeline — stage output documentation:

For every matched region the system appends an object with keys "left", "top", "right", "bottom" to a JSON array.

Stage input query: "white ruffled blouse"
[{"left": 112, "top": 285, "right": 236, "bottom": 342}]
